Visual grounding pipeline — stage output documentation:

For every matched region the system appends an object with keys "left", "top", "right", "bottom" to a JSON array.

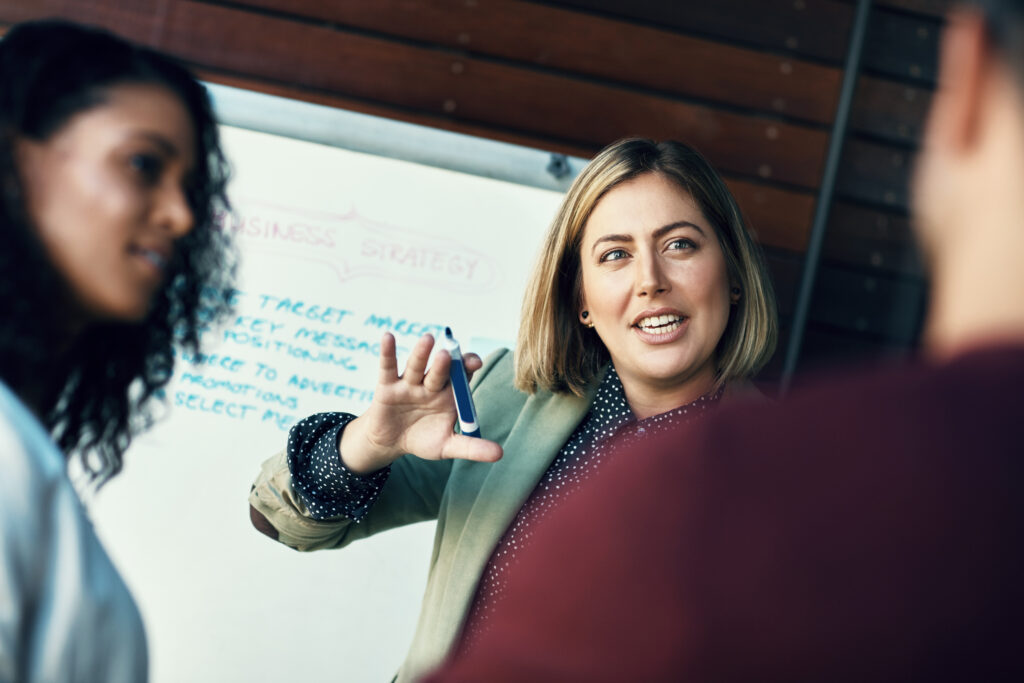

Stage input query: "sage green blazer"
[{"left": 249, "top": 349, "right": 598, "bottom": 682}]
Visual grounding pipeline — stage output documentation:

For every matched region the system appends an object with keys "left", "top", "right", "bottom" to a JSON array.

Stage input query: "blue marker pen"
[{"left": 443, "top": 327, "right": 481, "bottom": 438}]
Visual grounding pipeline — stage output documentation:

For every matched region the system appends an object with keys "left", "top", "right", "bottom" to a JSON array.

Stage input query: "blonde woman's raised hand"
[{"left": 338, "top": 333, "right": 503, "bottom": 474}]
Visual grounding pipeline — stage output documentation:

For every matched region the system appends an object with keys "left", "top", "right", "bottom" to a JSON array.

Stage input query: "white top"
[{"left": 0, "top": 379, "right": 147, "bottom": 682}]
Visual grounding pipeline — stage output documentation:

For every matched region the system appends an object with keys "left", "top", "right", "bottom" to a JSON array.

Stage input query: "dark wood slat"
[
  {"left": 828, "top": 201, "right": 916, "bottom": 249},
  {"left": 0, "top": 0, "right": 159, "bottom": 31},
  {"left": 824, "top": 203, "right": 923, "bottom": 277},
  {"left": 873, "top": 0, "right": 952, "bottom": 18},
  {"left": 827, "top": 206, "right": 925, "bottom": 276},
  {"left": 766, "top": 199, "right": 921, "bottom": 277},
  {"left": 764, "top": 248, "right": 804, "bottom": 317},
  {"left": 864, "top": 7, "right": 941, "bottom": 83},
  {"left": 823, "top": 228, "right": 924, "bottom": 277},
  {"left": 809, "top": 265, "right": 926, "bottom": 342},
  {"left": 836, "top": 138, "right": 915, "bottom": 208},
  {"left": 197, "top": 70, "right": 597, "bottom": 157},
  {"left": 227, "top": 0, "right": 843, "bottom": 124},
  {"left": 728, "top": 181, "right": 815, "bottom": 253},
  {"left": 766, "top": 237, "right": 926, "bottom": 347},
  {"left": 851, "top": 76, "right": 932, "bottom": 144},
  {"left": 539, "top": 0, "right": 854, "bottom": 63}
]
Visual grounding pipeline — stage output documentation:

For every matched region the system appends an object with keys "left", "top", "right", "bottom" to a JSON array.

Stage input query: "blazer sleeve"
[{"left": 248, "top": 348, "right": 512, "bottom": 551}]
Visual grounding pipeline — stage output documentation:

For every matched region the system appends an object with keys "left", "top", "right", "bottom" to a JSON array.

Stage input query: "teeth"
[
  {"left": 138, "top": 249, "right": 166, "bottom": 269},
  {"left": 636, "top": 314, "right": 685, "bottom": 334}
]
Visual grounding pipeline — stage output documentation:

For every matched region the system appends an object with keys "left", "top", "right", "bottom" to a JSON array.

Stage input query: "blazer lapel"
[
  {"left": 469, "top": 388, "right": 592, "bottom": 535},
  {"left": 436, "top": 383, "right": 595, "bottom": 629}
]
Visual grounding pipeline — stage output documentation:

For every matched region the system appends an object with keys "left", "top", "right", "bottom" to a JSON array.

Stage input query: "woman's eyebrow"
[
  {"left": 590, "top": 233, "right": 633, "bottom": 255},
  {"left": 127, "top": 130, "right": 180, "bottom": 157},
  {"left": 653, "top": 221, "right": 705, "bottom": 238}
]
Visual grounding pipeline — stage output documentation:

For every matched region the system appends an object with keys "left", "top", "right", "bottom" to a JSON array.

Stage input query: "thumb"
[
  {"left": 463, "top": 352, "right": 483, "bottom": 382},
  {"left": 439, "top": 434, "right": 503, "bottom": 463}
]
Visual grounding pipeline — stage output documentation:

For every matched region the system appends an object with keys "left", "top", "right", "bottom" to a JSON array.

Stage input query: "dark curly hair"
[{"left": 0, "top": 20, "right": 236, "bottom": 485}]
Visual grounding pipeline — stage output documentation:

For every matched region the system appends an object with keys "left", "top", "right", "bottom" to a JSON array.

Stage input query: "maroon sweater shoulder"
[{"left": 427, "top": 345, "right": 1024, "bottom": 682}]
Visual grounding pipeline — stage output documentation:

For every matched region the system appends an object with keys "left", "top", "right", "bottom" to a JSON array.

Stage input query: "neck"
[
  {"left": 15, "top": 382, "right": 51, "bottom": 421},
  {"left": 618, "top": 367, "right": 718, "bottom": 420},
  {"left": 924, "top": 210, "right": 1024, "bottom": 359},
  {"left": 3, "top": 359, "right": 64, "bottom": 421},
  {"left": 922, "top": 59, "right": 1024, "bottom": 358},
  {"left": 5, "top": 323, "right": 81, "bottom": 421}
]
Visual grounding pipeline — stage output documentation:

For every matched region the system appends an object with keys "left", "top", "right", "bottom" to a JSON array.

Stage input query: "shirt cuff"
[{"left": 286, "top": 412, "right": 390, "bottom": 522}]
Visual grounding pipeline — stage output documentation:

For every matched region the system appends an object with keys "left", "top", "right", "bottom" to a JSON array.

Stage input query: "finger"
[
  {"left": 463, "top": 353, "right": 483, "bottom": 381},
  {"left": 401, "top": 333, "right": 435, "bottom": 384},
  {"left": 439, "top": 435, "right": 503, "bottom": 463},
  {"left": 377, "top": 333, "right": 399, "bottom": 382},
  {"left": 423, "top": 349, "right": 452, "bottom": 393}
]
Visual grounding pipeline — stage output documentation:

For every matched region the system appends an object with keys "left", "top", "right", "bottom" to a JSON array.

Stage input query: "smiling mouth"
[
  {"left": 131, "top": 247, "right": 169, "bottom": 271},
  {"left": 634, "top": 314, "right": 687, "bottom": 335}
]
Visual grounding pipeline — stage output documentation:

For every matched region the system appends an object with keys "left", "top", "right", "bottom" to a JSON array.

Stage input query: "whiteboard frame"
[{"left": 206, "top": 82, "right": 587, "bottom": 193}]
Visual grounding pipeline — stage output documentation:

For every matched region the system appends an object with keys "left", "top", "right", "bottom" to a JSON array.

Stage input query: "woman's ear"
[
  {"left": 578, "top": 293, "right": 590, "bottom": 325},
  {"left": 931, "top": 9, "right": 989, "bottom": 154}
]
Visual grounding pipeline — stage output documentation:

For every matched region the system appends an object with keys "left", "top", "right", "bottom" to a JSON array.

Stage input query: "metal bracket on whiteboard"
[
  {"left": 204, "top": 82, "right": 586, "bottom": 193},
  {"left": 546, "top": 153, "right": 571, "bottom": 180}
]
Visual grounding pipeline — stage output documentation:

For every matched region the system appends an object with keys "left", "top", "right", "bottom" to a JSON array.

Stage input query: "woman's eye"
[
  {"left": 129, "top": 153, "right": 164, "bottom": 184},
  {"left": 667, "top": 238, "right": 696, "bottom": 252},
  {"left": 600, "top": 248, "right": 628, "bottom": 263}
]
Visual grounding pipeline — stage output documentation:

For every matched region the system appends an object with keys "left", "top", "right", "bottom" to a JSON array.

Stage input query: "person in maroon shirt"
[{"left": 425, "top": 2, "right": 1024, "bottom": 681}]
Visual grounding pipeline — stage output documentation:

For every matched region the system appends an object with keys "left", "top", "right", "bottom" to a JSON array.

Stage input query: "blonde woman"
[{"left": 249, "top": 138, "right": 777, "bottom": 682}]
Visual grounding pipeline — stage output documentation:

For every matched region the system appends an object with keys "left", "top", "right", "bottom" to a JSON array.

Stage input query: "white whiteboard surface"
[{"left": 90, "top": 120, "right": 564, "bottom": 682}]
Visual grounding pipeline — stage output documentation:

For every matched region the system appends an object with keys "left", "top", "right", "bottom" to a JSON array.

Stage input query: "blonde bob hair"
[{"left": 515, "top": 138, "right": 778, "bottom": 396}]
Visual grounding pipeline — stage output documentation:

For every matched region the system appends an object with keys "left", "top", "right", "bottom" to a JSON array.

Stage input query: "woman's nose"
[
  {"left": 157, "top": 181, "right": 194, "bottom": 239},
  {"left": 634, "top": 253, "right": 669, "bottom": 297}
]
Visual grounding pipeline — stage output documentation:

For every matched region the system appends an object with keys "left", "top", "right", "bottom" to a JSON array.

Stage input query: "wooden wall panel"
[
  {"left": 837, "top": 138, "right": 914, "bottom": 209},
  {"left": 875, "top": 0, "right": 952, "bottom": 19},
  {"left": 811, "top": 266, "right": 925, "bottom": 342},
  {"left": 0, "top": 0, "right": 832, "bottom": 190},
  {"left": 851, "top": 77, "right": 931, "bottom": 144},
  {"left": 232, "top": 0, "right": 844, "bottom": 125},
  {"left": 824, "top": 204, "right": 923, "bottom": 277},
  {"left": 214, "top": 0, "right": 932, "bottom": 148},
  {"left": 864, "top": 7, "right": 942, "bottom": 82},
  {"left": 542, "top": 0, "right": 855, "bottom": 62}
]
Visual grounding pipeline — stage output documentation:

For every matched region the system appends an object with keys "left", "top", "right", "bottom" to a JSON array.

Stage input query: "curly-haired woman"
[{"left": 0, "top": 19, "right": 235, "bottom": 682}]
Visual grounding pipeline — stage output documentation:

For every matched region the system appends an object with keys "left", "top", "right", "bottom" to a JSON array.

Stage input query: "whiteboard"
[{"left": 89, "top": 88, "right": 567, "bottom": 683}]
